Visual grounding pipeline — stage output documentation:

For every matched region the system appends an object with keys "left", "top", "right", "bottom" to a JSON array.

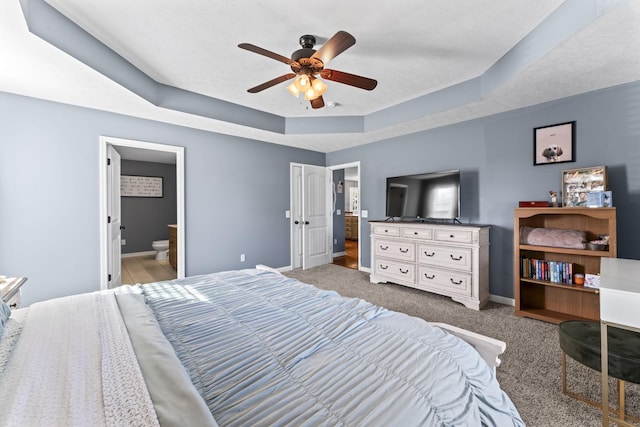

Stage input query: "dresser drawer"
[
  {"left": 374, "top": 239, "right": 416, "bottom": 262},
  {"left": 418, "top": 265, "right": 471, "bottom": 297},
  {"left": 434, "top": 228, "right": 473, "bottom": 244},
  {"left": 372, "top": 224, "right": 400, "bottom": 236},
  {"left": 374, "top": 259, "right": 415, "bottom": 284},
  {"left": 401, "top": 227, "right": 433, "bottom": 240},
  {"left": 418, "top": 244, "right": 472, "bottom": 271}
]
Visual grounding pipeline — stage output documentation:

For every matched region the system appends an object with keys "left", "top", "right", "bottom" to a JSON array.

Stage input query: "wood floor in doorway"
[
  {"left": 333, "top": 239, "right": 358, "bottom": 270},
  {"left": 121, "top": 255, "right": 177, "bottom": 285}
]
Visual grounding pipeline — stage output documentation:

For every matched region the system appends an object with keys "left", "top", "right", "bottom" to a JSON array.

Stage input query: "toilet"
[{"left": 152, "top": 240, "right": 170, "bottom": 261}]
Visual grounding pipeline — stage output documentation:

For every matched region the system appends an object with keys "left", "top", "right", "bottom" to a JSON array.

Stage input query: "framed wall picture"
[
  {"left": 561, "top": 166, "right": 607, "bottom": 207},
  {"left": 121, "top": 175, "right": 163, "bottom": 197},
  {"left": 533, "top": 121, "right": 575, "bottom": 166}
]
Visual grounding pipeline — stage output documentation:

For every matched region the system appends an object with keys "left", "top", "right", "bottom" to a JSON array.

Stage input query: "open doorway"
[
  {"left": 329, "top": 163, "right": 360, "bottom": 271},
  {"left": 99, "top": 136, "right": 185, "bottom": 290}
]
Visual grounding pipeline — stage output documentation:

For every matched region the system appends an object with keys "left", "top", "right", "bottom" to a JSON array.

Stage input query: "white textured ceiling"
[{"left": 1, "top": 0, "right": 639, "bottom": 153}]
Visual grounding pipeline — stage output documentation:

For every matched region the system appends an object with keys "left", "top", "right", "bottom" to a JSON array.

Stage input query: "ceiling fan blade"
[
  {"left": 247, "top": 73, "right": 296, "bottom": 93},
  {"left": 311, "top": 31, "right": 355, "bottom": 64},
  {"left": 310, "top": 96, "right": 325, "bottom": 109},
  {"left": 238, "top": 43, "right": 298, "bottom": 66},
  {"left": 320, "top": 69, "right": 377, "bottom": 91}
]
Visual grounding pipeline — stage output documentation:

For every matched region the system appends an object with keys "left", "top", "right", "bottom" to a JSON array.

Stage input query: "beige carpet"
[{"left": 284, "top": 264, "right": 639, "bottom": 427}]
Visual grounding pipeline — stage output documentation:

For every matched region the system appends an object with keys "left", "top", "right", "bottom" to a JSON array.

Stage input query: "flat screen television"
[{"left": 386, "top": 170, "right": 460, "bottom": 220}]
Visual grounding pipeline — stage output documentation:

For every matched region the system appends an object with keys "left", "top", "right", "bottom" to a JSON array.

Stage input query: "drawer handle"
[
  {"left": 414, "top": 231, "right": 418, "bottom": 235},
  {"left": 399, "top": 248, "right": 409, "bottom": 253},
  {"left": 380, "top": 264, "right": 389, "bottom": 270},
  {"left": 379, "top": 245, "right": 389, "bottom": 251},
  {"left": 424, "top": 273, "right": 435, "bottom": 280},
  {"left": 450, "top": 254, "right": 463, "bottom": 261},
  {"left": 399, "top": 268, "right": 409, "bottom": 274},
  {"left": 424, "top": 251, "right": 435, "bottom": 257},
  {"left": 385, "top": 229, "right": 389, "bottom": 233},
  {"left": 450, "top": 278, "right": 463, "bottom": 285},
  {"left": 449, "top": 234, "right": 455, "bottom": 238}
]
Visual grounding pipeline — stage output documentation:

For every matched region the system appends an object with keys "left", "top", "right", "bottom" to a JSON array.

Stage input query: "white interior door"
[
  {"left": 302, "top": 164, "right": 331, "bottom": 269},
  {"left": 291, "top": 165, "right": 303, "bottom": 269},
  {"left": 106, "top": 145, "right": 122, "bottom": 288}
]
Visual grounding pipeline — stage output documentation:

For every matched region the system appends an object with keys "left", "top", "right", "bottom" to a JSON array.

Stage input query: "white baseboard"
[
  {"left": 489, "top": 294, "right": 514, "bottom": 306},
  {"left": 359, "top": 266, "right": 371, "bottom": 273},
  {"left": 255, "top": 264, "right": 293, "bottom": 273},
  {"left": 333, "top": 251, "right": 346, "bottom": 258},
  {"left": 121, "top": 251, "right": 156, "bottom": 258}
]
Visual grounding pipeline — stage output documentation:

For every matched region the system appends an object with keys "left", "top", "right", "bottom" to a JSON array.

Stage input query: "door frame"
[
  {"left": 328, "top": 161, "right": 361, "bottom": 271},
  {"left": 99, "top": 136, "right": 185, "bottom": 290}
]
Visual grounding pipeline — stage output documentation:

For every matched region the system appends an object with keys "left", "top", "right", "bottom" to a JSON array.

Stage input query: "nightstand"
[{"left": 0, "top": 276, "right": 28, "bottom": 309}]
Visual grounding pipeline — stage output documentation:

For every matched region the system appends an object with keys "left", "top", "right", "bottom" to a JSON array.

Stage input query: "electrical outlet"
[
  {"left": 334, "top": 238, "right": 337, "bottom": 244},
  {"left": 121, "top": 239, "right": 126, "bottom": 245},
  {"left": 240, "top": 254, "right": 246, "bottom": 262}
]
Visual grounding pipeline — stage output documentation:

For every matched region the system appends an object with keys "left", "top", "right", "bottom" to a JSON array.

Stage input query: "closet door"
[
  {"left": 290, "top": 164, "right": 332, "bottom": 269},
  {"left": 303, "top": 164, "right": 331, "bottom": 269}
]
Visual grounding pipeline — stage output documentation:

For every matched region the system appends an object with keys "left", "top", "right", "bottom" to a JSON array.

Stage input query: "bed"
[{"left": 0, "top": 266, "right": 524, "bottom": 426}]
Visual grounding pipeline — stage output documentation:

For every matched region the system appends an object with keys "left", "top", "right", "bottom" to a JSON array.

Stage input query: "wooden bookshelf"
[{"left": 514, "top": 207, "right": 616, "bottom": 324}]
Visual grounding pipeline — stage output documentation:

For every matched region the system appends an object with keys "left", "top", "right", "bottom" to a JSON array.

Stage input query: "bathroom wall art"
[{"left": 121, "top": 175, "right": 163, "bottom": 197}]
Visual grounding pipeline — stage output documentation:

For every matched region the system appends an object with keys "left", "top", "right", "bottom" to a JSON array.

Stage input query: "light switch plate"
[{"left": 361, "top": 210, "right": 368, "bottom": 218}]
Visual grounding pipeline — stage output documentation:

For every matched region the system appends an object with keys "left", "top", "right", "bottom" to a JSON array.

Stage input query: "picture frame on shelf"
[
  {"left": 561, "top": 166, "right": 607, "bottom": 207},
  {"left": 533, "top": 121, "right": 576, "bottom": 166}
]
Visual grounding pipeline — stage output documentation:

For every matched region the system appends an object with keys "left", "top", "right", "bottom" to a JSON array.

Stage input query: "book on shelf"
[{"left": 520, "top": 256, "right": 574, "bottom": 284}]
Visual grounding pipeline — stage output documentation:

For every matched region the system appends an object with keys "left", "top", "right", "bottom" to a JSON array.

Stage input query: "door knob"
[{"left": 294, "top": 221, "right": 300, "bottom": 224}]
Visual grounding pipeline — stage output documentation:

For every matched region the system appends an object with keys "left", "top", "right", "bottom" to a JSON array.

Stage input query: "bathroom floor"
[{"left": 121, "top": 254, "right": 177, "bottom": 286}]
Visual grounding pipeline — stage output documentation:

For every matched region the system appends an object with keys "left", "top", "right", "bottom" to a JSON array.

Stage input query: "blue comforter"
[{"left": 140, "top": 269, "right": 524, "bottom": 426}]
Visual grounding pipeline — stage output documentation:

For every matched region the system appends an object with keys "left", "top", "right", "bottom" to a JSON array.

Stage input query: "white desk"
[{"left": 600, "top": 258, "right": 640, "bottom": 427}]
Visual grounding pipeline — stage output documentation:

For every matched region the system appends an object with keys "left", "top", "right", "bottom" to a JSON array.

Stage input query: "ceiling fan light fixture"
[
  {"left": 295, "top": 76, "right": 310, "bottom": 91},
  {"left": 303, "top": 79, "right": 327, "bottom": 101},
  {"left": 312, "top": 78, "right": 327, "bottom": 93},
  {"left": 304, "top": 88, "right": 319, "bottom": 101},
  {"left": 286, "top": 82, "right": 301, "bottom": 97}
]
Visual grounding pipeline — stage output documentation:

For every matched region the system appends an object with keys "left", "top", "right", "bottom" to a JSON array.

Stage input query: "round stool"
[
  {"left": 559, "top": 320, "right": 640, "bottom": 421},
  {"left": 559, "top": 321, "right": 640, "bottom": 383}
]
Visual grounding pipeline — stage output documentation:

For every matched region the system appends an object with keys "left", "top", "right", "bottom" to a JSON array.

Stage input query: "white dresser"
[{"left": 369, "top": 221, "right": 490, "bottom": 310}]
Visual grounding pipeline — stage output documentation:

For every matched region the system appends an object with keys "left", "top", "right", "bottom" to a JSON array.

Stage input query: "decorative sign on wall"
[{"left": 121, "top": 175, "right": 163, "bottom": 198}]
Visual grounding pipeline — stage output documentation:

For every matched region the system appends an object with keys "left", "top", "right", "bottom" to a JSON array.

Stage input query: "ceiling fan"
[{"left": 238, "top": 31, "right": 377, "bottom": 109}]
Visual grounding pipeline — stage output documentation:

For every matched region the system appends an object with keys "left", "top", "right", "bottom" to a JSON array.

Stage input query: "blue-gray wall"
[
  {"left": 0, "top": 92, "right": 324, "bottom": 305},
  {"left": 327, "top": 80, "right": 640, "bottom": 299},
  {"left": 2, "top": 80, "right": 639, "bottom": 305},
  {"left": 121, "top": 160, "right": 177, "bottom": 254}
]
